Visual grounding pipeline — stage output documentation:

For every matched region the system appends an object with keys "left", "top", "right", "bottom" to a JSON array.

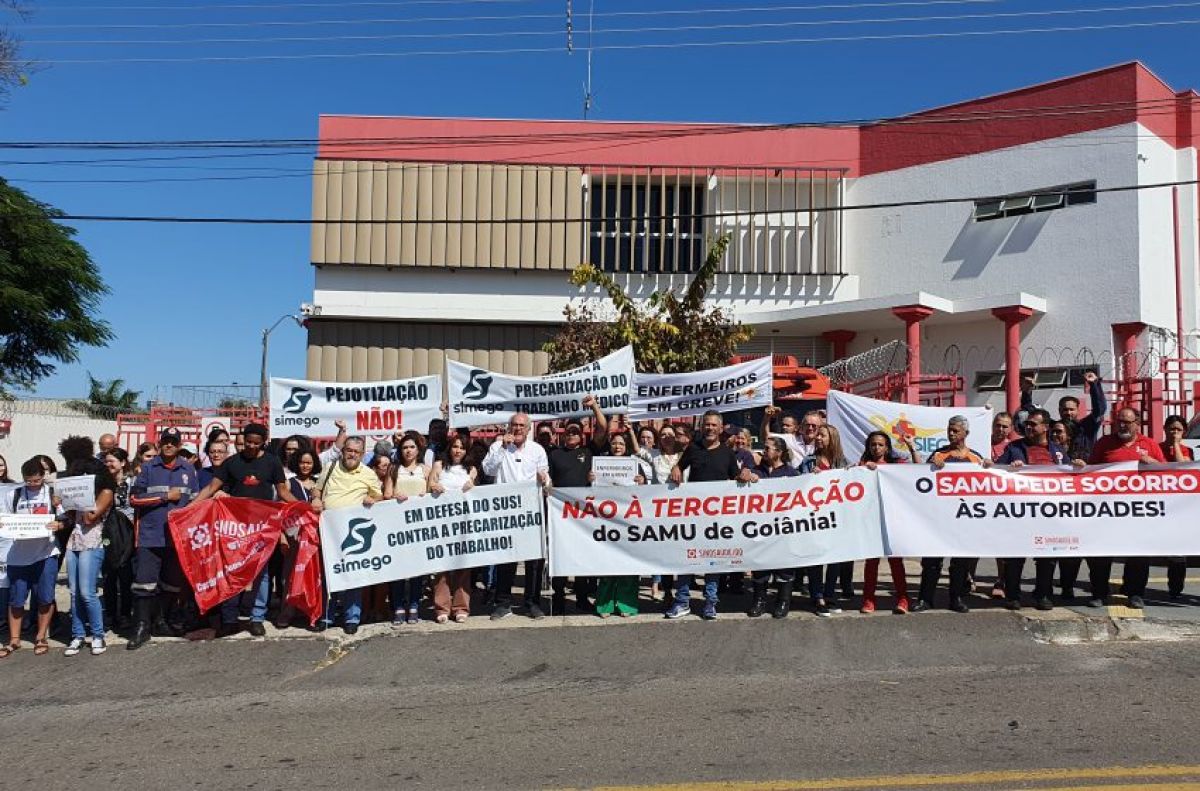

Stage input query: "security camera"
[{"left": 300, "top": 303, "right": 318, "bottom": 317}]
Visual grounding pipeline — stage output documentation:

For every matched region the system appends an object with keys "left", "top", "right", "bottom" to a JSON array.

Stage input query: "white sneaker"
[
  {"left": 90, "top": 637, "right": 107, "bottom": 655},
  {"left": 64, "top": 638, "right": 84, "bottom": 657}
]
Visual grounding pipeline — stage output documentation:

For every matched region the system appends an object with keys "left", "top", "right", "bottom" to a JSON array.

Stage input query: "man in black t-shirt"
[
  {"left": 191, "top": 423, "right": 296, "bottom": 636},
  {"left": 667, "top": 410, "right": 752, "bottom": 621},
  {"left": 546, "top": 397, "right": 608, "bottom": 614}
]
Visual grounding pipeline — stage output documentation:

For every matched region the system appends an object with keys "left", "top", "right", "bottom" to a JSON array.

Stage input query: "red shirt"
[
  {"left": 1025, "top": 445, "right": 1053, "bottom": 466},
  {"left": 1089, "top": 434, "right": 1166, "bottom": 464},
  {"left": 1161, "top": 442, "right": 1195, "bottom": 462}
]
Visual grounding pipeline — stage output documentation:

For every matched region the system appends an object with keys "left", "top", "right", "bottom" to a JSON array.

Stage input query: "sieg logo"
[
  {"left": 282, "top": 387, "right": 313, "bottom": 414},
  {"left": 462, "top": 369, "right": 493, "bottom": 400},
  {"left": 340, "top": 517, "right": 376, "bottom": 556}
]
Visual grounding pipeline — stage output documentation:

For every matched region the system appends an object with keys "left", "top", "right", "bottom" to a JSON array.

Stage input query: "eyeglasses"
[{"left": 342, "top": 448, "right": 362, "bottom": 455}]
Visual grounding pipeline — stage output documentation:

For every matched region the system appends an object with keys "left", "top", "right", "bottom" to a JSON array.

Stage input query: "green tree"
[
  {"left": 67, "top": 374, "right": 140, "bottom": 417},
  {"left": 0, "top": 2, "right": 30, "bottom": 103},
  {"left": 218, "top": 397, "right": 253, "bottom": 410},
  {"left": 544, "top": 234, "right": 753, "bottom": 373},
  {"left": 0, "top": 179, "right": 112, "bottom": 395}
]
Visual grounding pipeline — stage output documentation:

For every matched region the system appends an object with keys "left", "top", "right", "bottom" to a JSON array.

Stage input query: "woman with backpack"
[
  {"left": 1, "top": 458, "right": 65, "bottom": 658},
  {"left": 101, "top": 448, "right": 136, "bottom": 631}
]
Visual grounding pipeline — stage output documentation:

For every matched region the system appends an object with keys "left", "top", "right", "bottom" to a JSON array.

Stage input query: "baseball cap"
[
  {"left": 182, "top": 442, "right": 199, "bottom": 455},
  {"left": 159, "top": 428, "right": 182, "bottom": 446}
]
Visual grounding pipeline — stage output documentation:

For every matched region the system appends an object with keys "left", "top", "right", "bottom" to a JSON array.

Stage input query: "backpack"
[{"left": 101, "top": 508, "right": 135, "bottom": 576}]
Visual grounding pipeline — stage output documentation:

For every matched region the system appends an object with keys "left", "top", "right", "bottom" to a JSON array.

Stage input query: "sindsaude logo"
[
  {"left": 462, "top": 369, "right": 493, "bottom": 400},
  {"left": 332, "top": 517, "right": 391, "bottom": 575}
]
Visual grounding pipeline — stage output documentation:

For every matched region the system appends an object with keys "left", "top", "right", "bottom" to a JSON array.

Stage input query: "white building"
[{"left": 304, "top": 61, "right": 1200, "bottom": 420}]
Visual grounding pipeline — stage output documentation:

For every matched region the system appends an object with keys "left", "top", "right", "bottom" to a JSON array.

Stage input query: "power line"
[
  {"left": 5, "top": 178, "right": 1195, "bottom": 223},
  {"left": 38, "top": 0, "right": 538, "bottom": 12},
  {"left": 21, "top": 1, "right": 1003, "bottom": 30},
  {"left": 34, "top": 15, "right": 1200, "bottom": 63},
  {"left": 28, "top": 1, "right": 1200, "bottom": 46}
]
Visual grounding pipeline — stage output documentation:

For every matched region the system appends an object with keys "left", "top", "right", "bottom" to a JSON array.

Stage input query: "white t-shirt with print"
[{"left": 8, "top": 484, "right": 62, "bottom": 567}]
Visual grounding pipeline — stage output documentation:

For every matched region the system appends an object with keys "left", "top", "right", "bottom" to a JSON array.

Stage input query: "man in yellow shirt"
[{"left": 311, "top": 436, "right": 381, "bottom": 634}]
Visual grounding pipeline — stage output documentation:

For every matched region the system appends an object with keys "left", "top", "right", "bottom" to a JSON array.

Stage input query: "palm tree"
[{"left": 67, "top": 374, "right": 141, "bottom": 417}]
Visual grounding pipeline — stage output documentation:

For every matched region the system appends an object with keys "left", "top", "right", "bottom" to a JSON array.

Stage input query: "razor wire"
[{"left": 818, "top": 339, "right": 907, "bottom": 386}]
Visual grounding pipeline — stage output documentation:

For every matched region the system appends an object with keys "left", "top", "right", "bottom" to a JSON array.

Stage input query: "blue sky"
[{"left": 5, "top": 0, "right": 1200, "bottom": 403}]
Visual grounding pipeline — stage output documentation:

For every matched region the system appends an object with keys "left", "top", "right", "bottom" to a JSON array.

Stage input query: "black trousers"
[
  {"left": 494, "top": 559, "right": 545, "bottom": 607},
  {"left": 752, "top": 569, "right": 796, "bottom": 585},
  {"left": 1169, "top": 560, "right": 1188, "bottom": 596},
  {"left": 1122, "top": 559, "right": 1151, "bottom": 598},
  {"left": 551, "top": 576, "right": 595, "bottom": 602},
  {"left": 131, "top": 545, "right": 184, "bottom": 599},
  {"left": 103, "top": 560, "right": 134, "bottom": 621},
  {"left": 918, "top": 557, "right": 972, "bottom": 605},
  {"left": 1003, "top": 558, "right": 1057, "bottom": 601},
  {"left": 1081, "top": 558, "right": 1113, "bottom": 601}
]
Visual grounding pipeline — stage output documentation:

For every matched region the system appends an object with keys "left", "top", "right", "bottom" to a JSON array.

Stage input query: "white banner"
[
  {"left": 270, "top": 375, "right": 442, "bottom": 438},
  {"left": 447, "top": 346, "right": 633, "bottom": 428},
  {"left": 55, "top": 475, "right": 96, "bottom": 512},
  {"left": 827, "top": 390, "right": 992, "bottom": 463},
  {"left": 878, "top": 462, "right": 1200, "bottom": 557},
  {"left": 548, "top": 468, "right": 885, "bottom": 576},
  {"left": 592, "top": 457, "right": 637, "bottom": 486},
  {"left": 629, "top": 356, "right": 772, "bottom": 421},
  {"left": 0, "top": 514, "right": 56, "bottom": 541},
  {"left": 320, "top": 481, "right": 544, "bottom": 592}
]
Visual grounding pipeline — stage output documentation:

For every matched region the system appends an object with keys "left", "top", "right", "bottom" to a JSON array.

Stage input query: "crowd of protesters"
[{"left": 0, "top": 372, "right": 1196, "bottom": 659}]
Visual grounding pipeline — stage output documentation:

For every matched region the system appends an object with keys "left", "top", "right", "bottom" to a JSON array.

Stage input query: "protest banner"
[
  {"left": 169, "top": 498, "right": 320, "bottom": 614},
  {"left": 827, "top": 390, "right": 992, "bottom": 462},
  {"left": 547, "top": 468, "right": 884, "bottom": 576},
  {"left": 320, "top": 481, "right": 544, "bottom": 592},
  {"left": 592, "top": 457, "right": 637, "bottom": 486},
  {"left": 270, "top": 375, "right": 442, "bottom": 438},
  {"left": 628, "top": 356, "right": 772, "bottom": 421},
  {"left": 447, "top": 346, "right": 633, "bottom": 428},
  {"left": 877, "top": 462, "right": 1200, "bottom": 557},
  {"left": 55, "top": 475, "right": 96, "bottom": 512},
  {"left": 0, "top": 514, "right": 56, "bottom": 540}
]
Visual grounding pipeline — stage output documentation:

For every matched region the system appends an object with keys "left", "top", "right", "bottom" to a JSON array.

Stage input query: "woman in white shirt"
[
  {"left": 427, "top": 434, "right": 480, "bottom": 623},
  {"left": 386, "top": 431, "right": 431, "bottom": 626}
]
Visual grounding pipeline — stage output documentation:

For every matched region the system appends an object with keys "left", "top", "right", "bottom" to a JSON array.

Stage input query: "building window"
[
  {"left": 973, "top": 181, "right": 1096, "bottom": 222},
  {"left": 588, "top": 179, "right": 705, "bottom": 273},
  {"left": 973, "top": 365, "right": 1098, "bottom": 392}
]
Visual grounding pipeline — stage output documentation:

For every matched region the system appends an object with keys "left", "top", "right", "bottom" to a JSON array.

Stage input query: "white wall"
[{"left": 0, "top": 409, "right": 117, "bottom": 475}]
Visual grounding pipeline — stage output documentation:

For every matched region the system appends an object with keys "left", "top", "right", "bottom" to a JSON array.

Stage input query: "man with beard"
[
  {"left": 310, "top": 436, "right": 383, "bottom": 634},
  {"left": 1086, "top": 407, "right": 1165, "bottom": 609}
]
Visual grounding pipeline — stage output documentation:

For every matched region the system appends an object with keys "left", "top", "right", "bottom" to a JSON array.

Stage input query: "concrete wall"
[{"left": 0, "top": 404, "right": 117, "bottom": 474}]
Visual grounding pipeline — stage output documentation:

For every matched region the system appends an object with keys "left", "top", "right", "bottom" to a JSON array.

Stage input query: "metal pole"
[{"left": 260, "top": 328, "right": 270, "bottom": 408}]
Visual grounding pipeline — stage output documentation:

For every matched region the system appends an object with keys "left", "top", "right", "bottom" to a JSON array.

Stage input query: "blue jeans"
[
  {"left": 390, "top": 577, "right": 424, "bottom": 613},
  {"left": 66, "top": 547, "right": 106, "bottom": 639},
  {"left": 674, "top": 574, "right": 720, "bottom": 605},
  {"left": 220, "top": 568, "right": 270, "bottom": 625},
  {"left": 333, "top": 589, "right": 364, "bottom": 626},
  {"left": 800, "top": 565, "right": 838, "bottom": 601}
]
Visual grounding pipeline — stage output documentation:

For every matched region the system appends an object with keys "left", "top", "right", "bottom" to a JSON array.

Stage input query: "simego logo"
[{"left": 332, "top": 517, "right": 392, "bottom": 575}]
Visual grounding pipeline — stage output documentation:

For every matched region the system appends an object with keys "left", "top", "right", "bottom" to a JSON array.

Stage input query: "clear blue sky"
[{"left": 5, "top": 0, "right": 1199, "bottom": 403}]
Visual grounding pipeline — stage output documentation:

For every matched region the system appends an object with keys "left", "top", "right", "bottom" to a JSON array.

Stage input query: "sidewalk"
[{"left": 18, "top": 558, "right": 1200, "bottom": 650}]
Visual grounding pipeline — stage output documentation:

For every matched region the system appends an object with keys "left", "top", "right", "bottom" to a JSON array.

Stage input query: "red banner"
[
  {"left": 169, "top": 498, "right": 321, "bottom": 617},
  {"left": 281, "top": 506, "right": 324, "bottom": 626}
]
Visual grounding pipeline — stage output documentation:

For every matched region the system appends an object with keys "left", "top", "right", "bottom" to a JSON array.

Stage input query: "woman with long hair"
[
  {"left": 857, "top": 431, "right": 918, "bottom": 614},
  {"left": 428, "top": 434, "right": 481, "bottom": 623},
  {"left": 591, "top": 432, "right": 648, "bottom": 618},
  {"left": 386, "top": 431, "right": 431, "bottom": 625},
  {"left": 0, "top": 453, "right": 12, "bottom": 484},
  {"left": 101, "top": 448, "right": 135, "bottom": 630},
  {"left": 798, "top": 424, "right": 850, "bottom": 617}
]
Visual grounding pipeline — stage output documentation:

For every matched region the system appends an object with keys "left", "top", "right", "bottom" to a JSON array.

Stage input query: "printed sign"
[
  {"left": 592, "top": 457, "right": 638, "bottom": 486},
  {"left": 447, "top": 346, "right": 633, "bottom": 428},
  {"left": 0, "top": 514, "right": 56, "bottom": 541},
  {"left": 877, "top": 462, "right": 1200, "bottom": 557},
  {"left": 320, "top": 481, "right": 544, "bottom": 592},
  {"left": 629, "top": 357, "right": 772, "bottom": 421},
  {"left": 270, "top": 375, "right": 443, "bottom": 438},
  {"left": 55, "top": 475, "right": 96, "bottom": 512},
  {"left": 547, "top": 468, "right": 885, "bottom": 576},
  {"left": 827, "top": 390, "right": 992, "bottom": 462}
]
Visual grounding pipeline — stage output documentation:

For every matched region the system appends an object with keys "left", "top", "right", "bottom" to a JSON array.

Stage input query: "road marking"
[
  {"left": 1106, "top": 604, "right": 1146, "bottom": 618},
  {"left": 556, "top": 764, "right": 1200, "bottom": 791}
]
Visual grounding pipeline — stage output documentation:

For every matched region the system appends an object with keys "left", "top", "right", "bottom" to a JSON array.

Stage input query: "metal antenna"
[{"left": 582, "top": 0, "right": 594, "bottom": 118}]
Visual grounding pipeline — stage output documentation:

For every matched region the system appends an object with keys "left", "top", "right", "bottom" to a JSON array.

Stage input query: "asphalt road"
[{"left": 3, "top": 611, "right": 1200, "bottom": 791}]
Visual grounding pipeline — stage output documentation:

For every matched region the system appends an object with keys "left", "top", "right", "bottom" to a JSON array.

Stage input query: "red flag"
[
  {"left": 169, "top": 498, "right": 286, "bottom": 613},
  {"left": 281, "top": 504, "right": 324, "bottom": 626}
]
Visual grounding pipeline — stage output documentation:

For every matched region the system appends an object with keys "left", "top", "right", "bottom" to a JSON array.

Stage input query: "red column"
[
  {"left": 822, "top": 330, "right": 856, "bottom": 360},
  {"left": 892, "top": 306, "right": 934, "bottom": 403},
  {"left": 1112, "top": 321, "right": 1147, "bottom": 406},
  {"left": 991, "top": 306, "right": 1035, "bottom": 415}
]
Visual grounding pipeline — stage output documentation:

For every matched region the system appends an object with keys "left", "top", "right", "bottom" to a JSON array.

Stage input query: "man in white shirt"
[
  {"left": 482, "top": 412, "right": 549, "bottom": 620},
  {"left": 761, "top": 406, "right": 821, "bottom": 465}
]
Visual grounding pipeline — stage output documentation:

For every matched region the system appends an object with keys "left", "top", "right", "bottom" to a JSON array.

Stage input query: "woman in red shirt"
[
  {"left": 1161, "top": 415, "right": 1194, "bottom": 462},
  {"left": 858, "top": 431, "right": 918, "bottom": 614}
]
